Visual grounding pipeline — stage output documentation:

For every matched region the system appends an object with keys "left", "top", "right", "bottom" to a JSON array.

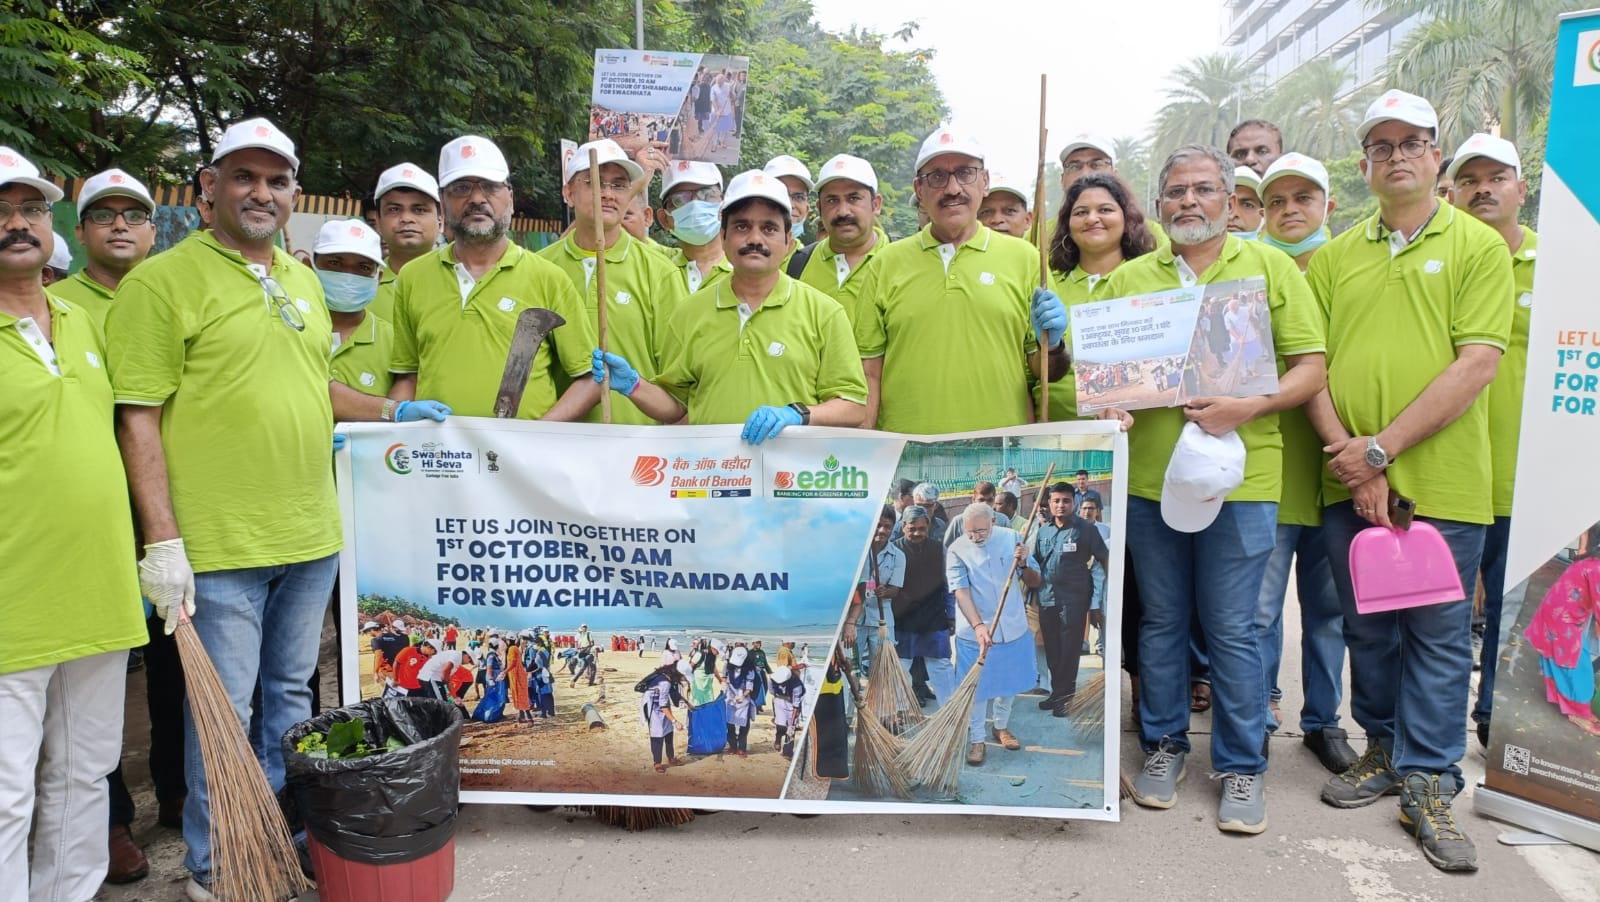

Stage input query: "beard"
[
  {"left": 1167, "top": 213, "right": 1227, "bottom": 245},
  {"left": 449, "top": 207, "right": 511, "bottom": 244}
]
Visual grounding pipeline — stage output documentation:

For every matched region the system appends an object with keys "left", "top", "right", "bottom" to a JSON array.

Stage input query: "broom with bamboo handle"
[
  {"left": 590, "top": 147, "right": 612, "bottom": 425},
  {"left": 836, "top": 647, "right": 911, "bottom": 798},
  {"left": 863, "top": 549, "right": 924, "bottom": 734},
  {"left": 894, "top": 463, "right": 1055, "bottom": 795},
  {"left": 1034, "top": 74, "right": 1051, "bottom": 423}
]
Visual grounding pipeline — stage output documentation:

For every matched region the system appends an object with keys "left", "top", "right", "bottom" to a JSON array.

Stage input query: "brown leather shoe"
[
  {"left": 993, "top": 728, "right": 1021, "bottom": 751},
  {"left": 966, "top": 741, "right": 986, "bottom": 765},
  {"left": 1190, "top": 681, "right": 1212, "bottom": 712},
  {"left": 158, "top": 795, "right": 186, "bottom": 829},
  {"left": 107, "top": 824, "right": 149, "bottom": 884}
]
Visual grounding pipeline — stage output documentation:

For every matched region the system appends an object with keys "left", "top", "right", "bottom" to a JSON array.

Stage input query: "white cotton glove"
[{"left": 140, "top": 538, "right": 196, "bottom": 635}]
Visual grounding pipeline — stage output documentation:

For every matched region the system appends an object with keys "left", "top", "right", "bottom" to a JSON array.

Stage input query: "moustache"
[
  {"left": 1471, "top": 194, "right": 1497, "bottom": 205},
  {"left": 463, "top": 204, "right": 494, "bottom": 217},
  {"left": 241, "top": 201, "right": 278, "bottom": 216},
  {"left": 738, "top": 244, "right": 771, "bottom": 257},
  {"left": 830, "top": 215, "right": 858, "bottom": 229},
  {"left": 0, "top": 231, "right": 41, "bottom": 251}
]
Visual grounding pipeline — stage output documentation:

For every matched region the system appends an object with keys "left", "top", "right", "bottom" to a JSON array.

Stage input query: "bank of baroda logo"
[
  {"left": 773, "top": 454, "right": 868, "bottom": 499},
  {"left": 632, "top": 455, "right": 667, "bottom": 486}
]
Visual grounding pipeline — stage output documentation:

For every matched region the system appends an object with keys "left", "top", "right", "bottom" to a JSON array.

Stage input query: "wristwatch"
[
  {"left": 1364, "top": 436, "right": 1391, "bottom": 470},
  {"left": 788, "top": 402, "right": 811, "bottom": 425}
]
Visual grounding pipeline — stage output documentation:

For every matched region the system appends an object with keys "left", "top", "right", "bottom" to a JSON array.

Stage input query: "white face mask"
[{"left": 317, "top": 269, "right": 379, "bottom": 312}]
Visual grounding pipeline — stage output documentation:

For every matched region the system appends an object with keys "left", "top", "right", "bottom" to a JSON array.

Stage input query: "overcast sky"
[{"left": 807, "top": 0, "right": 1224, "bottom": 187}]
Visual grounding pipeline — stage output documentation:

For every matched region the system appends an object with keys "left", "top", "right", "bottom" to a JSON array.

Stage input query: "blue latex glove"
[
  {"left": 396, "top": 399, "right": 451, "bottom": 422},
  {"left": 591, "top": 348, "right": 640, "bottom": 395},
  {"left": 333, "top": 433, "right": 348, "bottom": 453},
  {"left": 741, "top": 405, "right": 802, "bottom": 445},
  {"left": 1030, "top": 287, "right": 1068, "bottom": 350}
]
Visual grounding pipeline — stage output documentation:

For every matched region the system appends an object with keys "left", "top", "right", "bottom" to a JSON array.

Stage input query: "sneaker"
[
  {"left": 1320, "top": 744, "right": 1402, "bottom": 808},
  {"left": 1215, "top": 772, "right": 1267, "bottom": 834},
  {"left": 1132, "top": 738, "right": 1186, "bottom": 809},
  {"left": 1399, "top": 773, "right": 1478, "bottom": 871},
  {"left": 185, "top": 877, "right": 217, "bottom": 902},
  {"left": 1304, "top": 727, "right": 1360, "bottom": 774}
]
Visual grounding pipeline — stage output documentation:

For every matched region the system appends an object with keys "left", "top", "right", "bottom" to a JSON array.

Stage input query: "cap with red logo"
[
  {"left": 1357, "top": 89, "right": 1438, "bottom": 143},
  {"left": 313, "top": 218, "right": 383, "bottom": 265},
  {"left": 564, "top": 139, "right": 644, "bottom": 185},
  {"left": 1446, "top": 133, "right": 1521, "bottom": 182},
  {"left": 661, "top": 159, "right": 723, "bottom": 193},
  {"left": 212, "top": 117, "right": 299, "bottom": 174},
  {"left": 915, "top": 127, "right": 985, "bottom": 172},
  {"left": 1057, "top": 133, "right": 1117, "bottom": 166},
  {"left": 375, "top": 163, "right": 441, "bottom": 204},
  {"left": 0, "top": 146, "right": 64, "bottom": 203},
  {"left": 438, "top": 136, "right": 510, "bottom": 187},
  {"left": 1259, "top": 153, "right": 1330, "bottom": 197},
  {"left": 762, "top": 154, "right": 814, "bottom": 191},
  {"left": 77, "top": 168, "right": 155, "bottom": 220},
  {"left": 720, "top": 170, "right": 791, "bottom": 217},
  {"left": 813, "top": 154, "right": 878, "bottom": 194}
]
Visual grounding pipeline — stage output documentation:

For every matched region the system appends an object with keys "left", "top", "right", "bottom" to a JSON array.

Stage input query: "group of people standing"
[{"left": 639, "top": 636, "right": 804, "bottom": 771}]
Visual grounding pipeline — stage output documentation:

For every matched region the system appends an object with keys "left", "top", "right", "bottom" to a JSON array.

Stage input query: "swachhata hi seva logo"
[
  {"left": 772, "top": 454, "right": 869, "bottom": 499},
  {"left": 1576, "top": 31, "right": 1600, "bottom": 86},
  {"left": 385, "top": 443, "right": 411, "bottom": 475}
]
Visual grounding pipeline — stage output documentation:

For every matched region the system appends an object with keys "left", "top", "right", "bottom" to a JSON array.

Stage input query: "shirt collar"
[
  {"left": 349, "top": 313, "right": 379, "bottom": 345},
  {"left": 560, "top": 230, "right": 634, "bottom": 264},
  {"left": 1514, "top": 226, "right": 1538, "bottom": 263},
  {"left": 195, "top": 228, "right": 298, "bottom": 275},
  {"left": 1153, "top": 233, "right": 1244, "bottom": 276},
  {"left": 380, "top": 262, "right": 398, "bottom": 285},
  {"left": 714, "top": 274, "right": 795, "bottom": 310},
  {"left": 673, "top": 249, "right": 732, "bottom": 273},
  {"left": 441, "top": 240, "right": 523, "bottom": 271},
  {"left": 917, "top": 223, "right": 992, "bottom": 253},
  {"left": 820, "top": 227, "right": 889, "bottom": 262},
  {"left": 68, "top": 269, "right": 115, "bottom": 299},
  {"left": 0, "top": 293, "right": 72, "bottom": 327},
  {"left": 1364, "top": 202, "right": 1455, "bottom": 244}
]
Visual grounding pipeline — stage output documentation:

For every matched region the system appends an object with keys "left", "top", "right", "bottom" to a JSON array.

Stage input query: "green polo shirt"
[
  {"left": 796, "top": 227, "right": 889, "bottom": 328},
  {"left": 536, "top": 230, "right": 687, "bottom": 425},
  {"left": 856, "top": 225, "right": 1049, "bottom": 433},
  {"left": 370, "top": 262, "right": 399, "bottom": 322},
  {"left": 390, "top": 241, "right": 595, "bottom": 419},
  {"left": 670, "top": 248, "right": 733, "bottom": 296},
  {"left": 107, "top": 230, "right": 342, "bottom": 571},
  {"left": 4, "top": 295, "right": 146, "bottom": 674},
  {"left": 330, "top": 312, "right": 395, "bottom": 397},
  {"left": 1106, "top": 234, "right": 1325, "bottom": 504},
  {"left": 655, "top": 274, "right": 867, "bottom": 425},
  {"left": 1306, "top": 205, "right": 1513, "bottom": 524},
  {"left": 1040, "top": 264, "right": 1124, "bottom": 422},
  {"left": 1486, "top": 227, "right": 1536, "bottom": 517},
  {"left": 47, "top": 269, "right": 118, "bottom": 330}
]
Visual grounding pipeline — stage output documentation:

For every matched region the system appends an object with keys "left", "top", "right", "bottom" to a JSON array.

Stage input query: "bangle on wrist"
[{"left": 380, "top": 399, "right": 395, "bottom": 422}]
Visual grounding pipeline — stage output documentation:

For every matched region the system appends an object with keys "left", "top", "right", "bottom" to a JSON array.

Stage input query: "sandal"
[
  {"left": 654, "top": 764, "right": 667, "bottom": 773},
  {"left": 1190, "top": 681, "right": 1212, "bottom": 713}
]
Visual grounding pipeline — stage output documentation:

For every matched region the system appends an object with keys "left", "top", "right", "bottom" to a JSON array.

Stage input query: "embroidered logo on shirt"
[
  {"left": 295, "top": 298, "right": 312, "bottom": 313},
  {"left": 1518, "top": 292, "right": 1534, "bottom": 308},
  {"left": 616, "top": 291, "right": 632, "bottom": 305},
  {"left": 767, "top": 342, "right": 785, "bottom": 357},
  {"left": 498, "top": 297, "right": 516, "bottom": 312},
  {"left": 979, "top": 272, "right": 995, "bottom": 285},
  {"left": 360, "top": 372, "right": 376, "bottom": 386},
  {"left": 84, "top": 351, "right": 100, "bottom": 368},
  {"left": 1423, "top": 260, "right": 1444, "bottom": 274}
]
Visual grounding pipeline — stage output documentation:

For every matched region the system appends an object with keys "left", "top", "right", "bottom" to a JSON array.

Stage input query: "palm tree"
[
  {"left": 1372, "top": 0, "right": 1564, "bottom": 147},
  {"left": 1111, "top": 135, "right": 1155, "bottom": 212},
  {"left": 1265, "top": 59, "right": 1375, "bottom": 160},
  {"left": 1149, "top": 53, "right": 1263, "bottom": 163}
]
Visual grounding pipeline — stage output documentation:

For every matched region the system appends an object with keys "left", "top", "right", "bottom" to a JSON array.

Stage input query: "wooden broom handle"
[
  {"left": 590, "top": 147, "right": 612, "bottom": 424},
  {"left": 1034, "top": 74, "right": 1051, "bottom": 423},
  {"left": 974, "top": 462, "right": 1056, "bottom": 663}
]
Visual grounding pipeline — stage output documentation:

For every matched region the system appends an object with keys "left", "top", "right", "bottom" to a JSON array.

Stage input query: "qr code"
[{"left": 1503, "top": 744, "right": 1531, "bottom": 775}]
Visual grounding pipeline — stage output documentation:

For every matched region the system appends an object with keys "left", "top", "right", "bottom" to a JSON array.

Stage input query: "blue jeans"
[
  {"left": 182, "top": 554, "right": 339, "bottom": 880},
  {"left": 1473, "top": 516, "right": 1511, "bottom": 725},
  {"left": 1323, "top": 503, "right": 1483, "bottom": 790},
  {"left": 1128, "top": 498, "right": 1277, "bottom": 774},
  {"left": 1254, "top": 523, "right": 1347, "bottom": 731}
]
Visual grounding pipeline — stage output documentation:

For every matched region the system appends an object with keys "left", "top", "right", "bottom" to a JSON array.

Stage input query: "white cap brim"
[
  {"left": 1160, "top": 491, "right": 1227, "bottom": 534},
  {"left": 2, "top": 175, "right": 63, "bottom": 203}
]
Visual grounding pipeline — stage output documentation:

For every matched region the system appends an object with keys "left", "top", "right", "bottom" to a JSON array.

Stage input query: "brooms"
[
  {"left": 894, "top": 463, "right": 1055, "bottom": 797},
  {"left": 862, "top": 556, "right": 924, "bottom": 735},
  {"left": 1061, "top": 660, "right": 1137, "bottom": 800},
  {"left": 173, "top": 607, "right": 312, "bottom": 902},
  {"left": 836, "top": 648, "right": 911, "bottom": 799}
]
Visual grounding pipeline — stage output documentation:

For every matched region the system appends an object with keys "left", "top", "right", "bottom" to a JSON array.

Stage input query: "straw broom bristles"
[
  {"left": 173, "top": 614, "right": 312, "bottom": 902},
  {"left": 838, "top": 651, "right": 910, "bottom": 798},
  {"left": 1063, "top": 671, "right": 1106, "bottom": 737},
  {"left": 864, "top": 608, "right": 924, "bottom": 734},
  {"left": 586, "top": 805, "right": 697, "bottom": 831}
]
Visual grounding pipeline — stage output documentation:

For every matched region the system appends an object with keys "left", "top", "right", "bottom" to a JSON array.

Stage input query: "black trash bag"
[{"left": 282, "top": 697, "right": 463, "bottom": 865}]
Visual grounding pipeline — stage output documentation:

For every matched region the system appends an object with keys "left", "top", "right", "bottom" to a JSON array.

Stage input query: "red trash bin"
[{"left": 308, "top": 835, "right": 455, "bottom": 902}]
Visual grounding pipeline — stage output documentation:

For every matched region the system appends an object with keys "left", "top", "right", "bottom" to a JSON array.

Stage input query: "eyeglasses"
[
  {"left": 575, "top": 175, "right": 632, "bottom": 194},
  {"left": 663, "top": 186, "right": 722, "bottom": 210},
  {"left": 1362, "top": 139, "right": 1431, "bottom": 163},
  {"left": 1063, "top": 158, "right": 1114, "bottom": 175},
  {"left": 260, "top": 275, "right": 305, "bottom": 331},
  {"left": 1160, "top": 183, "right": 1224, "bottom": 202},
  {"left": 916, "top": 166, "right": 983, "bottom": 189},
  {"left": 444, "top": 179, "right": 509, "bottom": 199},
  {"left": 0, "top": 200, "right": 53, "bottom": 224},
  {"left": 788, "top": 191, "right": 809, "bottom": 204},
  {"left": 83, "top": 207, "right": 151, "bottom": 226}
]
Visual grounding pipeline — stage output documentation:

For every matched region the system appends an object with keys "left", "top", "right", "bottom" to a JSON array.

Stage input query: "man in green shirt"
[
  {"left": 795, "top": 154, "right": 887, "bottom": 327},
  {"left": 48, "top": 168, "right": 156, "bottom": 330},
  {"left": 106, "top": 118, "right": 344, "bottom": 897},
  {"left": 1305, "top": 90, "right": 1513, "bottom": 872},
  {"left": 656, "top": 160, "right": 731, "bottom": 294},
  {"left": 977, "top": 172, "right": 1033, "bottom": 239},
  {"left": 538, "top": 138, "right": 685, "bottom": 425},
  {"left": 0, "top": 147, "right": 147, "bottom": 902},
  {"left": 856, "top": 127, "right": 1070, "bottom": 433},
  {"left": 389, "top": 135, "right": 599, "bottom": 420},
  {"left": 764, "top": 153, "right": 813, "bottom": 246},
  {"left": 369, "top": 162, "right": 441, "bottom": 322},
  {"left": 593, "top": 169, "right": 866, "bottom": 440},
  {"left": 1107, "top": 143, "right": 1326, "bottom": 835},
  {"left": 1446, "top": 132, "right": 1536, "bottom": 749}
]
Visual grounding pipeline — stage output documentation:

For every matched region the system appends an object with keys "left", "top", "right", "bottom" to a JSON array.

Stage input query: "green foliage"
[
  {"left": 1264, "top": 59, "right": 1379, "bottom": 161},
  {"left": 1149, "top": 53, "right": 1262, "bottom": 168},
  {"left": 296, "top": 718, "right": 406, "bottom": 760},
  {"left": 358, "top": 594, "right": 458, "bottom": 627},
  {"left": 1324, "top": 150, "right": 1379, "bottom": 236}
]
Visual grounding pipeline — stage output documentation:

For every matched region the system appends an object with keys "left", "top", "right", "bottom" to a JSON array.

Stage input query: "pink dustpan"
[{"left": 1349, "top": 522, "right": 1464, "bottom": 614}]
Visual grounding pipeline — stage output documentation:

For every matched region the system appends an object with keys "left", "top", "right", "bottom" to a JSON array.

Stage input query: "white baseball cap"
[
  {"left": 76, "top": 169, "right": 155, "bottom": 219},
  {"left": 47, "top": 232, "right": 71, "bottom": 272},
  {"left": 565, "top": 138, "right": 644, "bottom": 184},
  {"left": 986, "top": 172, "right": 1030, "bottom": 208},
  {"left": 659, "top": 650, "right": 676, "bottom": 665},
  {"left": 0, "top": 147, "right": 64, "bottom": 202},
  {"left": 1259, "top": 153, "right": 1331, "bottom": 197},
  {"left": 729, "top": 646, "right": 749, "bottom": 666},
  {"left": 675, "top": 660, "right": 693, "bottom": 677},
  {"left": 438, "top": 135, "right": 510, "bottom": 187},
  {"left": 363, "top": 621, "right": 381, "bottom": 631},
  {"left": 915, "top": 127, "right": 985, "bottom": 171},
  {"left": 213, "top": 117, "right": 299, "bottom": 173},
  {"left": 661, "top": 159, "right": 722, "bottom": 192},
  {"left": 375, "top": 163, "right": 440, "bottom": 204},
  {"left": 313, "top": 219, "right": 383, "bottom": 264},
  {"left": 771, "top": 665, "right": 792, "bottom": 684},
  {"left": 1058, "top": 133, "right": 1116, "bottom": 165},
  {"left": 1233, "top": 166, "right": 1261, "bottom": 194},
  {"left": 1160, "top": 422, "right": 1246, "bottom": 533},
  {"left": 814, "top": 154, "right": 878, "bottom": 194},
  {"left": 1357, "top": 89, "right": 1439, "bottom": 143},
  {"left": 1447, "top": 133, "right": 1521, "bottom": 181},
  {"left": 763, "top": 154, "right": 814, "bottom": 191},
  {"left": 720, "top": 169, "right": 790, "bottom": 216}
]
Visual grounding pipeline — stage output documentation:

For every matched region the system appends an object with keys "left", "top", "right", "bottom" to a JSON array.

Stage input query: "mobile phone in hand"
[{"left": 1387, "top": 488, "right": 1416, "bottom": 530}]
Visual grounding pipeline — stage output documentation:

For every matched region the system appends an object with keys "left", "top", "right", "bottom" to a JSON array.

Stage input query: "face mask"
[
  {"left": 669, "top": 200, "right": 721, "bottom": 246},
  {"left": 1261, "top": 203, "right": 1333, "bottom": 258},
  {"left": 790, "top": 220, "right": 805, "bottom": 240},
  {"left": 1231, "top": 228, "right": 1259, "bottom": 241},
  {"left": 317, "top": 269, "right": 379, "bottom": 312}
]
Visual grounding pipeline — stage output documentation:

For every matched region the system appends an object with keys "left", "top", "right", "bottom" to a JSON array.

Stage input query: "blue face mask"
[
  {"left": 317, "top": 269, "right": 379, "bottom": 313},
  {"left": 1231, "top": 228, "right": 1259, "bottom": 241},
  {"left": 669, "top": 200, "right": 722, "bottom": 246},
  {"left": 1261, "top": 204, "right": 1333, "bottom": 258},
  {"left": 790, "top": 219, "right": 805, "bottom": 240}
]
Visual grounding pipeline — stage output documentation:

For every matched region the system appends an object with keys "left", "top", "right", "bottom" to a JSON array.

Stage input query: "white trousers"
[{"left": 0, "top": 651, "right": 127, "bottom": 902}]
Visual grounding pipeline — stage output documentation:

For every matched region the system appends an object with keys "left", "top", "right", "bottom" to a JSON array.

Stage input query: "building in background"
[{"left": 1221, "top": 0, "right": 1424, "bottom": 94}]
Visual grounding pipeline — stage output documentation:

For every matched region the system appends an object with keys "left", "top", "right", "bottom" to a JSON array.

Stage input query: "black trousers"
[
  {"left": 109, "top": 616, "right": 188, "bottom": 826},
  {"left": 1040, "top": 591, "right": 1093, "bottom": 705},
  {"left": 1121, "top": 546, "right": 1142, "bottom": 675}
]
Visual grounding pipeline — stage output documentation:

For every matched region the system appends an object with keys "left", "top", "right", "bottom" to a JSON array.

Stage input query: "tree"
[
  {"left": 1149, "top": 53, "right": 1262, "bottom": 164},
  {"left": 1111, "top": 135, "right": 1155, "bottom": 214},
  {"left": 1373, "top": 0, "right": 1564, "bottom": 147},
  {"left": 1264, "top": 59, "right": 1376, "bottom": 160},
  {"left": 1324, "top": 150, "right": 1378, "bottom": 236}
]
